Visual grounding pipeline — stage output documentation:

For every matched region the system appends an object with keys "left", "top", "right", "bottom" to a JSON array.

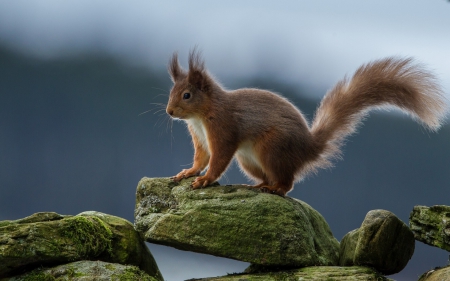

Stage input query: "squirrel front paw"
[
  {"left": 191, "top": 175, "right": 213, "bottom": 189},
  {"left": 171, "top": 169, "right": 201, "bottom": 182}
]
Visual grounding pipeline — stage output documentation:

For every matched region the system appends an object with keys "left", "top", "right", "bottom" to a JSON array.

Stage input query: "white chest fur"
[{"left": 187, "top": 118, "right": 209, "bottom": 151}]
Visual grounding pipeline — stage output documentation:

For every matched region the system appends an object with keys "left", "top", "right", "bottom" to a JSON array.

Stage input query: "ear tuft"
[
  {"left": 188, "top": 47, "right": 205, "bottom": 73},
  {"left": 168, "top": 52, "right": 186, "bottom": 82},
  {"left": 188, "top": 48, "right": 209, "bottom": 91}
]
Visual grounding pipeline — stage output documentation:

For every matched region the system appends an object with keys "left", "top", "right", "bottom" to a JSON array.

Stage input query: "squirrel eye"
[{"left": 183, "top": 93, "right": 191, "bottom": 99}]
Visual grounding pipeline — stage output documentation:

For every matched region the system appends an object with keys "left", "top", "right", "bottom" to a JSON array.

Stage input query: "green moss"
[
  {"left": 111, "top": 266, "right": 158, "bottom": 281},
  {"left": 1, "top": 212, "right": 161, "bottom": 280},
  {"left": 105, "top": 263, "right": 117, "bottom": 271},
  {"left": 20, "top": 269, "right": 56, "bottom": 281},
  {"left": 60, "top": 216, "right": 113, "bottom": 259},
  {"left": 0, "top": 220, "right": 12, "bottom": 228},
  {"left": 65, "top": 265, "right": 84, "bottom": 278},
  {"left": 135, "top": 178, "right": 340, "bottom": 268},
  {"left": 410, "top": 205, "right": 450, "bottom": 251},
  {"left": 188, "top": 266, "right": 390, "bottom": 280},
  {"left": 268, "top": 271, "right": 296, "bottom": 281}
]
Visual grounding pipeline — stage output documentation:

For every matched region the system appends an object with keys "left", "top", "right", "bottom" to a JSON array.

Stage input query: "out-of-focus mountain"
[{"left": 0, "top": 45, "right": 449, "bottom": 281}]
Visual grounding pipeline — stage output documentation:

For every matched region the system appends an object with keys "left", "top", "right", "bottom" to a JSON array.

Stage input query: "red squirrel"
[{"left": 166, "top": 50, "right": 448, "bottom": 196}]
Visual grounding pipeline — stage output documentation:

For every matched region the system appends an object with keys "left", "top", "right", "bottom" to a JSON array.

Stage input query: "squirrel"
[{"left": 166, "top": 49, "right": 448, "bottom": 196}]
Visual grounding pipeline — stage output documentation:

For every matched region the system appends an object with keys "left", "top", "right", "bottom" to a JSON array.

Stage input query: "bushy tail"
[{"left": 309, "top": 57, "right": 448, "bottom": 172}]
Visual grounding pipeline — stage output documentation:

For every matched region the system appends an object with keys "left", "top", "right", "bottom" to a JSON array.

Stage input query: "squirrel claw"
[
  {"left": 191, "top": 176, "right": 211, "bottom": 189},
  {"left": 171, "top": 169, "right": 200, "bottom": 182},
  {"left": 170, "top": 175, "right": 184, "bottom": 182}
]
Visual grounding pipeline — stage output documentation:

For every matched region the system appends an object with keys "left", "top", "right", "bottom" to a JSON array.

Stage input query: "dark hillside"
[{"left": 0, "top": 45, "right": 449, "bottom": 280}]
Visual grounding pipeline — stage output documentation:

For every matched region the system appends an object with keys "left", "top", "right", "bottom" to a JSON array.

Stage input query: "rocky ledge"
[
  {"left": 418, "top": 265, "right": 450, "bottom": 281},
  {"left": 187, "top": 266, "right": 392, "bottom": 281},
  {"left": 0, "top": 211, "right": 163, "bottom": 280},
  {"left": 2, "top": 177, "right": 449, "bottom": 280},
  {"left": 134, "top": 177, "right": 340, "bottom": 267},
  {"left": 3, "top": 261, "right": 157, "bottom": 281},
  {"left": 339, "top": 209, "right": 415, "bottom": 275},
  {"left": 409, "top": 205, "right": 450, "bottom": 252}
]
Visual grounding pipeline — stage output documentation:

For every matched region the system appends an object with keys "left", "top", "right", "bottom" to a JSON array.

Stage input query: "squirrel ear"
[
  {"left": 168, "top": 52, "right": 186, "bottom": 82},
  {"left": 188, "top": 70, "right": 210, "bottom": 92},
  {"left": 188, "top": 48, "right": 209, "bottom": 91}
]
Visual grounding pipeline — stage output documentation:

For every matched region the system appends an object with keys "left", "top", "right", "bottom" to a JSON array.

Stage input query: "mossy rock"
[
  {"left": 1, "top": 260, "right": 158, "bottom": 281},
  {"left": 134, "top": 177, "right": 340, "bottom": 267},
  {"left": 339, "top": 209, "right": 414, "bottom": 275},
  {"left": 409, "top": 205, "right": 450, "bottom": 251},
  {"left": 418, "top": 265, "right": 450, "bottom": 281},
  {"left": 185, "top": 266, "right": 391, "bottom": 281},
  {"left": 0, "top": 212, "right": 163, "bottom": 280}
]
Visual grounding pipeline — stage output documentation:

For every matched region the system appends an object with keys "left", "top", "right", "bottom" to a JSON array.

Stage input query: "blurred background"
[{"left": 0, "top": 1, "right": 449, "bottom": 280}]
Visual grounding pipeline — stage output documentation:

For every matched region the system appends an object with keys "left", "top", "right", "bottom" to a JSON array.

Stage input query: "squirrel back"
[{"left": 166, "top": 51, "right": 448, "bottom": 196}]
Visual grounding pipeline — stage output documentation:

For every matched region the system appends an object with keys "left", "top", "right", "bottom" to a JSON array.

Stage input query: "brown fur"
[{"left": 166, "top": 50, "right": 448, "bottom": 196}]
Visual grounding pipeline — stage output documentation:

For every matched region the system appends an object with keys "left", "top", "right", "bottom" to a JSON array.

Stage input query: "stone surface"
[
  {"left": 339, "top": 229, "right": 359, "bottom": 265},
  {"left": 409, "top": 205, "right": 450, "bottom": 251},
  {"left": 2, "top": 260, "right": 158, "bottom": 281},
  {"left": 0, "top": 211, "right": 163, "bottom": 280},
  {"left": 418, "top": 265, "right": 450, "bottom": 281},
  {"left": 134, "top": 177, "right": 340, "bottom": 267},
  {"left": 186, "top": 266, "right": 391, "bottom": 281},
  {"left": 339, "top": 209, "right": 415, "bottom": 275},
  {"left": 243, "top": 264, "right": 297, "bottom": 274}
]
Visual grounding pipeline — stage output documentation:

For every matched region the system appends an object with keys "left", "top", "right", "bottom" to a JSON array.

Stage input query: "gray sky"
[{"left": 0, "top": 0, "right": 449, "bottom": 99}]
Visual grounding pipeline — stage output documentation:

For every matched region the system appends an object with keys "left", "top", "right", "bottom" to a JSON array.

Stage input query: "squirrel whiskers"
[{"left": 166, "top": 50, "right": 448, "bottom": 196}]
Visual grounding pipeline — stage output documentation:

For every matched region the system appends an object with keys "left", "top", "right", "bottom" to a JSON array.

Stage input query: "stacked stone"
[
  {"left": 3, "top": 177, "right": 448, "bottom": 280},
  {"left": 134, "top": 177, "right": 417, "bottom": 280},
  {"left": 410, "top": 205, "right": 450, "bottom": 281},
  {"left": 339, "top": 209, "right": 415, "bottom": 275},
  {"left": 0, "top": 211, "right": 163, "bottom": 280}
]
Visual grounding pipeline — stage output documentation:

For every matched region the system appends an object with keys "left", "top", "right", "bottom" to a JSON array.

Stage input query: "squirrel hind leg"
[
  {"left": 254, "top": 146, "right": 297, "bottom": 197},
  {"left": 237, "top": 158, "right": 294, "bottom": 196},
  {"left": 235, "top": 155, "right": 285, "bottom": 195},
  {"left": 236, "top": 154, "right": 268, "bottom": 183},
  {"left": 235, "top": 141, "right": 296, "bottom": 196}
]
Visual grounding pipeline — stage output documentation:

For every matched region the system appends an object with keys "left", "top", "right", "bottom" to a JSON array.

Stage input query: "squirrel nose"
[{"left": 167, "top": 108, "right": 174, "bottom": 116}]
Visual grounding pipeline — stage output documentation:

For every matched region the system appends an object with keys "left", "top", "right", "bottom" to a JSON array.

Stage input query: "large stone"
[
  {"left": 339, "top": 209, "right": 415, "bottom": 275},
  {"left": 185, "top": 266, "right": 391, "bottom": 281},
  {"left": 0, "top": 211, "right": 163, "bottom": 280},
  {"left": 3, "top": 260, "right": 158, "bottom": 281},
  {"left": 134, "top": 177, "right": 340, "bottom": 267},
  {"left": 418, "top": 265, "right": 450, "bottom": 281},
  {"left": 409, "top": 205, "right": 450, "bottom": 251}
]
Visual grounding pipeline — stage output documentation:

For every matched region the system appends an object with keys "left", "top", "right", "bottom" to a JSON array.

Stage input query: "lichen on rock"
[
  {"left": 134, "top": 177, "right": 340, "bottom": 267},
  {"left": 409, "top": 205, "right": 450, "bottom": 252}
]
